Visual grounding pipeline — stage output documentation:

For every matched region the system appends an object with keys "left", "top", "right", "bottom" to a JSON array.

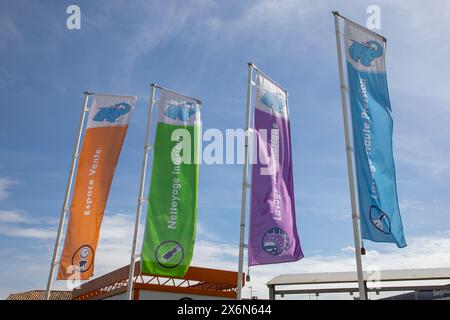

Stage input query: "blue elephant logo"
[
  {"left": 261, "top": 91, "right": 286, "bottom": 113},
  {"left": 93, "top": 102, "right": 131, "bottom": 123},
  {"left": 164, "top": 103, "right": 198, "bottom": 121},
  {"left": 348, "top": 40, "right": 383, "bottom": 67}
]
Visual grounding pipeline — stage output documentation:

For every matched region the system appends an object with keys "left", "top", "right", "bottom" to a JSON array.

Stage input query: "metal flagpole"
[
  {"left": 126, "top": 84, "right": 157, "bottom": 300},
  {"left": 237, "top": 62, "right": 254, "bottom": 300},
  {"left": 333, "top": 11, "right": 367, "bottom": 300},
  {"left": 45, "top": 91, "right": 93, "bottom": 300}
]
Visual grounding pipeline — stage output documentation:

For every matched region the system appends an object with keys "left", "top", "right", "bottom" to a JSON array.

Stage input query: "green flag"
[{"left": 141, "top": 89, "right": 201, "bottom": 277}]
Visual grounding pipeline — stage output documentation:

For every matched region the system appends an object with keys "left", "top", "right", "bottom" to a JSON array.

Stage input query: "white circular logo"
[{"left": 80, "top": 247, "right": 90, "bottom": 259}]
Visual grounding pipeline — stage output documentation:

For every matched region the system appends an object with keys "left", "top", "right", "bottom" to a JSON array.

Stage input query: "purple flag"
[{"left": 248, "top": 72, "right": 303, "bottom": 266}]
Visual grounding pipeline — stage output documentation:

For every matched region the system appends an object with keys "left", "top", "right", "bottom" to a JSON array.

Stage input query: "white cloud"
[
  {"left": 0, "top": 210, "right": 60, "bottom": 240},
  {"left": 0, "top": 14, "right": 22, "bottom": 49},
  {"left": 97, "top": 213, "right": 136, "bottom": 241},
  {"left": 0, "top": 177, "right": 16, "bottom": 201},
  {"left": 341, "top": 246, "right": 355, "bottom": 253},
  {"left": 90, "top": 213, "right": 145, "bottom": 276},
  {"left": 0, "top": 210, "right": 27, "bottom": 224},
  {"left": 0, "top": 201, "right": 60, "bottom": 240},
  {"left": 0, "top": 225, "right": 55, "bottom": 239},
  {"left": 214, "top": 0, "right": 314, "bottom": 44},
  {"left": 196, "top": 222, "right": 225, "bottom": 242},
  {"left": 89, "top": 0, "right": 218, "bottom": 76},
  {"left": 399, "top": 199, "right": 425, "bottom": 212}
]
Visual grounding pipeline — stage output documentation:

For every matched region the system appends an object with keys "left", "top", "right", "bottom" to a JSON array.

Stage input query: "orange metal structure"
[{"left": 73, "top": 262, "right": 244, "bottom": 300}]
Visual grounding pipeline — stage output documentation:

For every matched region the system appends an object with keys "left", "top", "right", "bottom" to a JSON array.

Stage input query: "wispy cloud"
[
  {"left": 0, "top": 225, "right": 55, "bottom": 239},
  {"left": 0, "top": 13, "right": 22, "bottom": 49},
  {"left": 0, "top": 177, "right": 17, "bottom": 201},
  {"left": 0, "top": 210, "right": 58, "bottom": 239},
  {"left": 395, "top": 142, "right": 450, "bottom": 182},
  {"left": 0, "top": 210, "right": 27, "bottom": 224},
  {"left": 85, "top": 0, "right": 218, "bottom": 77},
  {"left": 90, "top": 212, "right": 144, "bottom": 276}
]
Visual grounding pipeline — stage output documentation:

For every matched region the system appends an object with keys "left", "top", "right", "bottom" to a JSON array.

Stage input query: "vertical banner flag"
[
  {"left": 141, "top": 89, "right": 201, "bottom": 277},
  {"left": 58, "top": 94, "right": 136, "bottom": 280},
  {"left": 248, "top": 72, "right": 303, "bottom": 266},
  {"left": 344, "top": 19, "right": 406, "bottom": 247}
]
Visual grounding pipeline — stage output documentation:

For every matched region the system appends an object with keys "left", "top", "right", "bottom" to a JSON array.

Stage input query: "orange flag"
[{"left": 58, "top": 94, "right": 136, "bottom": 280}]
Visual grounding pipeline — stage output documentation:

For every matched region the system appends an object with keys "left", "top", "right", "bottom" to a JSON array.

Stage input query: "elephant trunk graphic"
[
  {"left": 93, "top": 103, "right": 131, "bottom": 123},
  {"left": 261, "top": 92, "right": 286, "bottom": 113},
  {"left": 367, "top": 40, "right": 383, "bottom": 58},
  {"left": 349, "top": 40, "right": 383, "bottom": 67},
  {"left": 164, "top": 103, "right": 198, "bottom": 121}
]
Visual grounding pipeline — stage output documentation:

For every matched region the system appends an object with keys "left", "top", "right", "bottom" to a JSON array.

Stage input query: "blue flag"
[{"left": 344, "top": 19, "right": 406, "bottom": 248}]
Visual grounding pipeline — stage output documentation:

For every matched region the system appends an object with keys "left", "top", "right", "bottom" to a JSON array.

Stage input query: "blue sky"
[{"left": 1, "top": 0, "right": 450, "bottom": 299}]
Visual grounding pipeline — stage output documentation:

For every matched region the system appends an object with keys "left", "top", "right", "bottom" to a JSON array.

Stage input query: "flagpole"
[
  {"left": 45, "top": 91, "right": 93, "bottom": 300},
  {"left": 126, "top": 84, "right": 157, "bottom": 300},
  {"left": 333, "top": 11, "right": 367, "bottom": 300},
  {"left": 237, "top": 62, "right": 254, "bottom": 300}
]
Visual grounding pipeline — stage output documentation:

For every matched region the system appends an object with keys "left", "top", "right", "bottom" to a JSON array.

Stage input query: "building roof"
[
  {"left": 6, "top": 290, "right": 72, "bottom": 300},
  {"left": 267, "top": 268, "right": 450, "bottom": 286},
  {"left": 267, "top": 268, "right": 450, "bottom": 300}
]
